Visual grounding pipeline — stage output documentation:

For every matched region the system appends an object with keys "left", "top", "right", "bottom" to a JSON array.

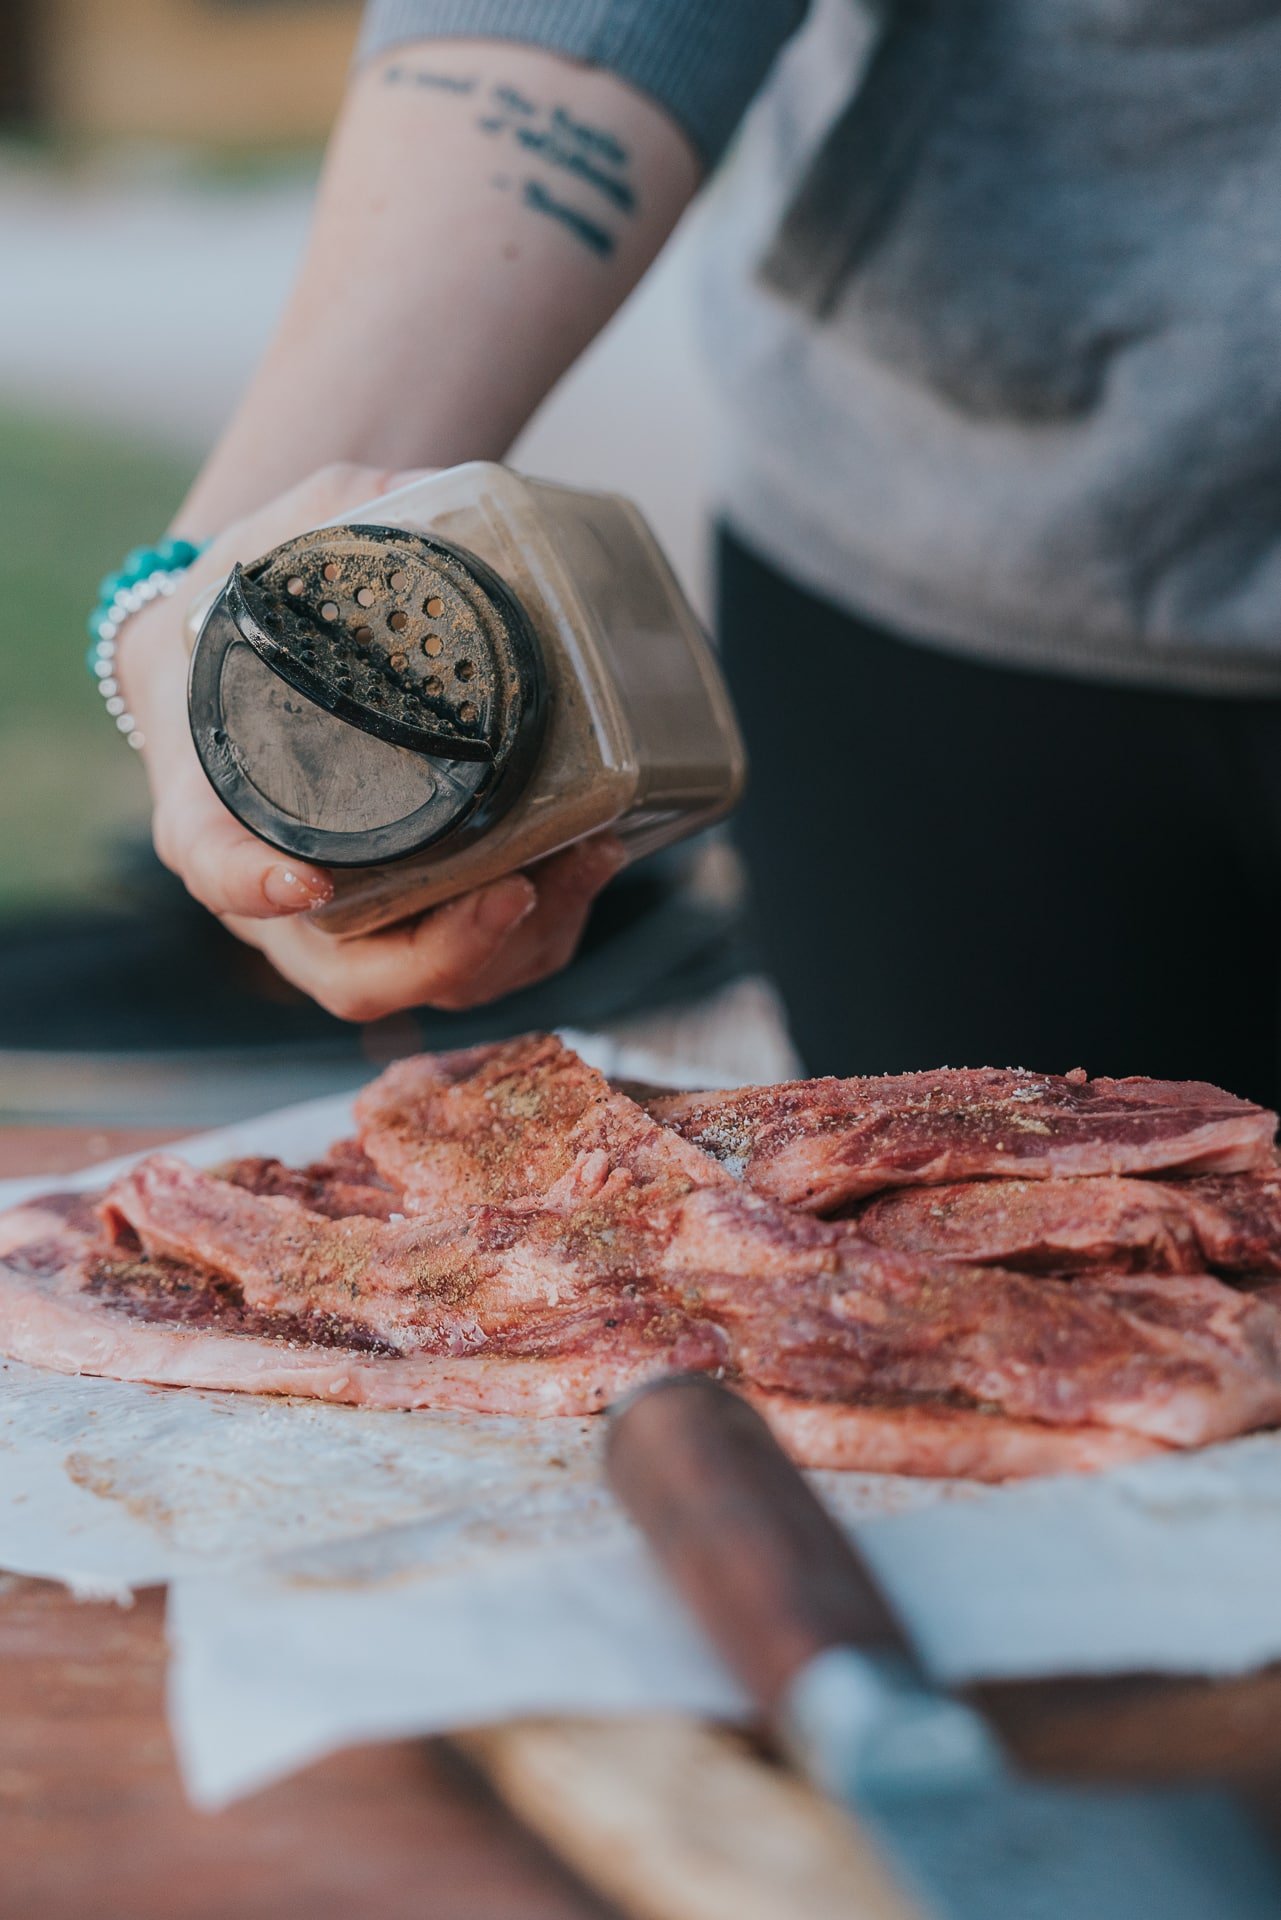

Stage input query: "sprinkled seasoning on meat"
[
  {"left": 217, "top": 1145, "right": 402, "bottom": 1221},
  {"left": 97, "top": 1153, "right": 723, "bottom": 1364},
  {"left": 853, "top": 1164, "right": 1281, "bottom": 1281},
  {"left": 1171, "top": 1164, "right": 1281, "bottom": 1276},
  {"left": 94, "top": 1151, "right": 1281, "bottom": 1450},
  {"left": 355, "top": 1032, "right": 726, "bottom": 1218},
  {"left": 3, "top": 1037, "right": 1281, "bottom": 1480},
  {"left": 85, "top": 1249, "right": 399, "bottom": 1352},
  {"left": 854, "top": 1177, "right": 1206, "bottom": 1273},
  {"left": 649, "top": 1068, "right": 1277, "bottom": 1212},
  {"left": 0, "top": 1199, "right": 721, "bottom": 1418}
]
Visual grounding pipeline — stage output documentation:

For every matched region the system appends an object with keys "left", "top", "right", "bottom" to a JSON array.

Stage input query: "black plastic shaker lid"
[{"left": 188, "top": 522, "right": 548, "bottom": 868}]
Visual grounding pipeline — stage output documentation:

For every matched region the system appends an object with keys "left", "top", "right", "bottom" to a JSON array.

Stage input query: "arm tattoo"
[
  {"left": 384, "top": 64, "right": 477, "bottom": 95},
  {"left": 383, "top": 64, "right": 638, "bottom": 260},
  {"left": 521, "top": 180, "right": 614, "bottom": 258}
]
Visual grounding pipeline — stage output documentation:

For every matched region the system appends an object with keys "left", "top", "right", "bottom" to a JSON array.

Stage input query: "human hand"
[{"left": 118, "top": 462, "right": 624, "bottom": 1019}]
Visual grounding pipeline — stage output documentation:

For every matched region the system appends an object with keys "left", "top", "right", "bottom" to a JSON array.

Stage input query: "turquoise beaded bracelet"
[{"left": 87, "top": 536, "right": 207, "bottom": 751}]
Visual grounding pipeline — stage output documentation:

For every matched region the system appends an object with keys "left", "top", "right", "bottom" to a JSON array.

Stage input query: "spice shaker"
[{"left": 187, "top": 463, "right": 746, "bottom": 937}]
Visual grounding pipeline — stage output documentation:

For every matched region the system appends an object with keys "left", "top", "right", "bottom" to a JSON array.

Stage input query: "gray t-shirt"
[{"left": 360, "top": 0, "right": 1281, "bottom": 693}]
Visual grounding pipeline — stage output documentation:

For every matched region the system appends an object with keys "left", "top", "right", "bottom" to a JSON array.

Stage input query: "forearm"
[{"left": 175, "top": 39, "right": 700, "bottom": 537}]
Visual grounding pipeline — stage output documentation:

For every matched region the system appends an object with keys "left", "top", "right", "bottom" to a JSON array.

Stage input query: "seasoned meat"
[
  {"left": 1173, "top": 1165, "right": 1281, "bottom": 1277},
  {"left": 749, "top": 1393, "right": 1164, "bottom": 1479},
  {"left": 649, "top": 1068, "right": 1275, "bottom": 1212},
  {"left": 854, "top": 1164, "right": 1281, "bottom": 1280},
  {"left": 218, "top": 1148, "right": 402, "bottom": 1222},
  {"left": 855, "top": 1176, "right": 1206, "bottom": 1273},
  {"left": 4, "top": 1035, "right": 1281, "bottom": 1482},
  {"left": 2, "top": 1197, "right": 1158, "bottom": 1480},
  {"left": 98, "top": 1153, "right": 1281, "bottom": 1450},
  {"left": 356, "top": 1033, "right": 725, "bottom": 1219},
  {"left": 1, "top": 1196, "right": 721, "bottom": 1419}
]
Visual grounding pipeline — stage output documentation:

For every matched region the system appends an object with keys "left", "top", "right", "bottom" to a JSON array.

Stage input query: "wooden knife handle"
[{"left": 605, "top": 1377, "right": 910, "bottom": 1717}]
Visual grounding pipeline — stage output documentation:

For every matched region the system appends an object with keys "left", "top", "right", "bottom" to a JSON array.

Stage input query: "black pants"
[{"left": 717, "top": 530, "right": 1281, "bottom": 1110}]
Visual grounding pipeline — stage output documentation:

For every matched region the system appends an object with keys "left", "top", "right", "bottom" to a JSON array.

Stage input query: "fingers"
[
  {"left": 227, "top": 871, "right": 539, "bottom": 1021},
  {"left": 123, "top": 461, "right": 440, "bottom": 923},
  {"left": 227, "top": 834, "right": 626, "bottom": 1021},
  {"left": 153, "top": 766, "right": 333, "bottom": 921},
  {"left": 359, "top": 872, "right": 542, "bottom": 1016},
  {"left": 128, "top": 453, "right": 616, "bottom": 995},
  {"left": 457, "top": 836, "right": 626, "bottom": 1005},
  {"left": 126, "top": 606, "right": 334, "bottom": 921}
]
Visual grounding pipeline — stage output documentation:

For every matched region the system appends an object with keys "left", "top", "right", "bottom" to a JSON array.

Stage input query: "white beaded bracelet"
[{"left": 87, "top": 537, "right": 206, "bottom": 752}]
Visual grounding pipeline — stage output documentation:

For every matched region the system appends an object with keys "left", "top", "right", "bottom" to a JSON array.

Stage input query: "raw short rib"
[
  {"left": 0, "top": 1187, "right": 721, "bottom": 1418},
  {"left": 4, "top": 1034, "right": 1281, "bottom": 1482},
  {"left": 95, "top": 1148, "right": 1281, "bottom": 1452},
  {"left": 855, "top": 1166, "right": 1281, "bottom": 1279},
  {"left": 355, "top": 1032, "right": 723, "bottom": 1218},
  {"left": 219, "top": 1149, "right": 402, "bottom": 1222},
  {"left": 650, "top": 1068, "right": 1276, "bottom": 1212},
  {"left": 748, "top": 1394, "right": 1162, "bottom": 1478}
]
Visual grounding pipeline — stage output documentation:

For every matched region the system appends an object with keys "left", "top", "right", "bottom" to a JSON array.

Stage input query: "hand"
[{"left": 118, "top": 462, "right": 625, "bottom": 1020}]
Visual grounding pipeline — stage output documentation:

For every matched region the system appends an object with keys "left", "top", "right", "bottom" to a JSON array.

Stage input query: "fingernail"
[
  {"left": 263, "top": 865, "right": 334, "bottom": 910},
  {"left": 476, "top": 876, "right": 536, "bottom": 937}
]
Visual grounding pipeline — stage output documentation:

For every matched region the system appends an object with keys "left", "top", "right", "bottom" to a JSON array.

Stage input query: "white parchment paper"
[{"left": 4, "top": 1032, "right": 1281, "bottom": 1807}]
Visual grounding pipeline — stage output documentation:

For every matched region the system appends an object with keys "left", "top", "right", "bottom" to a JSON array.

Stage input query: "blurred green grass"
[{"left": 0, "top": 409, "right": 194, "bottom": 913}]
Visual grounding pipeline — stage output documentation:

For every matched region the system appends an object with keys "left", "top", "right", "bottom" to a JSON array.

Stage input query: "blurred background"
[{"left": 0, "top": 0, "right": 800, "bottom": 1122}]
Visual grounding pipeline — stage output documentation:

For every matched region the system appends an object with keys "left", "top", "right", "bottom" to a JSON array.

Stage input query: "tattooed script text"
[{"left": 384, "top": 66, "right": 637, "bottom": 259}]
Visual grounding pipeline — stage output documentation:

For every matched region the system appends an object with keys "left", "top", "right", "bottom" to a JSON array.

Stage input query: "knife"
[{"left": 606, "top": 1377, "right": 1281, "bottom": 1920}]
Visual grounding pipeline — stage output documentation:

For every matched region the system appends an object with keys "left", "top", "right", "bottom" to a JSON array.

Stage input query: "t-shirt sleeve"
[{"left": 356, "top": 0, "right": 810, "bottom": 166}]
